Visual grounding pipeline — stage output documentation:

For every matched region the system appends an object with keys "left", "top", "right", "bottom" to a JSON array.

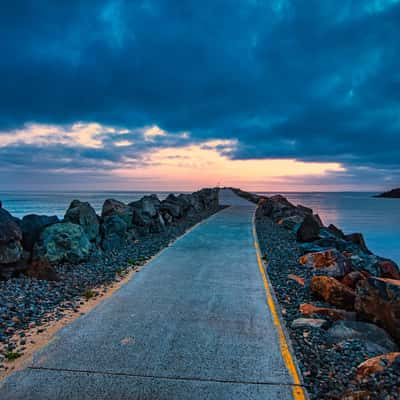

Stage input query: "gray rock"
[
  {"left": 21, "top": 214, "right": 59, "bottom": 251},
  {"left": 33, "top": 222, "right": 92, "bottom": 264},
  {"left": 64, "top": 200, "right": 99, "bottom": 243},
  {"left": 130, "top": 195, "right": 165, "bottom": 233},
  {"left": 101, "top": 199, "right": 133, "bottom": 228},
  {"left": 101, "top": 215, "right": 130, "bottom": 251},
  {"left": 160, "top": 194, "right": 183, "bottom": 219},
  {"left": 297, "top": 214, "right": 322, "bottom": 242},
  {"left": 325, "top": 320, "right": 398, "bottom": 353},
  {"left": 292, "top": 318, "right": 328, "bottom": 329}
]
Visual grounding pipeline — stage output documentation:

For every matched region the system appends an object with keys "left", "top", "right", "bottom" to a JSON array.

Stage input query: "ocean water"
[
  {"left": 258, "top": 192, "right": 400, "bottom": 265},
  {"left": 0, "top": 191, "right": 176, "bottom": 219},
  {"left": 0, "top": 191, "right": 399, "bottom": 264}
]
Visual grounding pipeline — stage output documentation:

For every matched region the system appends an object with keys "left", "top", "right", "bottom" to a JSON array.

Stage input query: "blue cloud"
[{"left": 0, "top": 0, "right": 399, "bottom": 186}]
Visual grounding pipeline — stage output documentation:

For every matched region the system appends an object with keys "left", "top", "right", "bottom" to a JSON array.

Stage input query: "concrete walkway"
[{"left": 0, "top": 190, "right": 306, "bottom": 399}]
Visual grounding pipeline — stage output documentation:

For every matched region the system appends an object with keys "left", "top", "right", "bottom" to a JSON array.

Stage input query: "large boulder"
[
  {"left": 299, "top": 249, "right": 351, "bottom": 278},
  {"left": 130, "top": 195, "right": 165, "bottom": 233},
  {"left": 160, "top": 194, "right": 183, "bottom": 219},
  {"left": 64, "top": 200, "right": 99, "bottom": 243},
  {"left": 0, "top": 208, "right": 24, "bottom": 277},
  {"left": 33, "top": 222, "right": 91, "bottom": 264},
  {"left": 296, "top": 214, "right": 323, "bottom": 242},
  {"left": 325, "top": 320, "right": 398, "bottom": 353},
  {"left": 101, "top": 215, "right": 130, "bottom": 251},
  {"left": 355, "top": 277, "right": 400, "bottom": 342},
  {"left": 101, "top": 199, "right": 133, "bottom": 228},
  {"left": 20, "top": 214, "right": 59, "bottom": 251},
  {"left": 311, "top": 275, "right": 356, "bottom": 310}
]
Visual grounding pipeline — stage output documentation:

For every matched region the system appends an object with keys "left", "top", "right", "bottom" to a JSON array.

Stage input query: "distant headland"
[{"left": 374, "top": 188, "right": 400, "bottom": 198}]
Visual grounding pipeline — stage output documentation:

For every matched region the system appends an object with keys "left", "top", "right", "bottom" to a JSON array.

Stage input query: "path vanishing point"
[{"left": 0, "top": 189, "right": 307, "bottom": 399}]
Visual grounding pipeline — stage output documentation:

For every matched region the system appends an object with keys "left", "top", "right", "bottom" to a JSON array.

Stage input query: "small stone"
[{"left": 292, "top": 318, "right": 328, "bottom": 329}]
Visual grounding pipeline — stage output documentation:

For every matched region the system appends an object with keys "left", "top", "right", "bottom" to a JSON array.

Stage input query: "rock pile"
[
  {"left": 0, "top": 188, "right": 219, "bottom": 280},
  {"left": 249, "top": 189, "right": 400, "bottom": 399}
]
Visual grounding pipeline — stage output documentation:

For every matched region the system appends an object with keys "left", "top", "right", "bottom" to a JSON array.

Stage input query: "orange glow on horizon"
[{"left": 115, "top": 140, "right": 345, "bottom": 191}]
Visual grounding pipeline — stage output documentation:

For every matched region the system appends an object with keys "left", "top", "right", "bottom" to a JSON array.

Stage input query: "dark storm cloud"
[{"left": 0, "top": 0, "right": 400, "bottom": 183}]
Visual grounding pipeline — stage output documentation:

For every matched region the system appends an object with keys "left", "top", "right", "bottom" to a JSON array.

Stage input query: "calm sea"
[
  {"left": 0, "top": 191, "right": 399, "bottom": 264},
  {"left": 258, "top": 192, "right": 400, "bottom": 265}
]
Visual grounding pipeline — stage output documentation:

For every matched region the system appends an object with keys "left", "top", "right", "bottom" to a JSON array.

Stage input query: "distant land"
[{"left": 374, "top": 188, "right": 400, "bottom": 198}]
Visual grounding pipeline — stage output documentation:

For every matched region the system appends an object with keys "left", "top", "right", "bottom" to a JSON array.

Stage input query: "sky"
[{"left": 1, "top": 0, "right": 399, "bottom": 191}]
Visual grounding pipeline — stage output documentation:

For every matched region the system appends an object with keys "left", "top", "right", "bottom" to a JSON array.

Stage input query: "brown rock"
[
  {"left": 299, "top": 303, "right": 356, "bottom": 320},
  {"left": 377, "top": 260, "right": 400, "bottom": 280},
  {"left": 299, "top": 249, "right": 351, "bottom": 278},
  {"left": 288, "top": 274, "right": 305, "bottom": 286},
  {"left": 311, "top": 276, "right": 356, "bottom": 310},
  {"left": 356, "top": 352, "right": 400, "bottom": 380},
  {"left": 342, "top": 271, "right": 367, "bottom": 289},
  {"left": 26, "top": 259, "right": 60, "bottom": 281},
  {"left": 355, "top": 277, "right": 400, "bottom": 342}
]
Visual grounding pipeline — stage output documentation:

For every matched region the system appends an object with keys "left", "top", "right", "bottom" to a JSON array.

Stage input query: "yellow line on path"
[{"left": 252, "top": 223, "right": 307, "bottom": 400}]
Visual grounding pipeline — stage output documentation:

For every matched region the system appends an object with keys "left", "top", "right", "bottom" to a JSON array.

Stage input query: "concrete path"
[{"left": 0, "top": 190, "right": 306, "bottom": 399}]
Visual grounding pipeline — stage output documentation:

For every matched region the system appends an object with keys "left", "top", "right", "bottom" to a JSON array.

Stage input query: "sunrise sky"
[{"left": 1, "top": 1, "right": 399, "bottom": 191}]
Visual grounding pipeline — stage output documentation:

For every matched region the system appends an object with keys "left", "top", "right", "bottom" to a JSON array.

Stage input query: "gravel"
[
  {"left": 255, "top": 210, "right": 400, "bottom": 400},
  {"left": 0, "top": 207, "right": 223, "bottom": 370}
]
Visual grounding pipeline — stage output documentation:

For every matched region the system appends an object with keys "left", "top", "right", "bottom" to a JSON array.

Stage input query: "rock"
[
  {"left": 129, "top": 195, "right": 160, "bottom": 218},
  {"left": 130, "top": 195, "right": 165, "bottom": 233},
  {"left": 0, "top": 208, "right": 24, "bottom": 277},
  {"left": 349, "top": 254, "right": 379, "bottom": 276},
  {"left": 377, "top": 259, "right": 400, "bottom": 280},
  {"left": 33, "top": 222, "right": 91, "bottom": 264},
  {"left": 160, "top": 194, "right": 183, "bottom": 219},
  {"left": 257, "top": 198, "right": 274, "bottom": 217},
  {"left": 298, "top": 242, "right": 326, "bottom": 255},
  {"left": 374, "top": 188, "right": 400, "bottom": 198},
  {"left": 300, "top": 303, "right": 356, "bottom": 321},
  {"left": 292, "top": 318, "right": 328, "bottom": 329},
  {"left": 64, "top": 200, "right": 99, "bottom": 243},
  {"left": 299, "top": 249, "right": 351, "bottom": 278},
  {"left": 311, "top": 275, "right": 356, "bottom": 310},
  {"left": 327, "top": 224, "right": 345, "bottom": 239},
  {"left": 288, "top": 274, "right": 305, "bottom": 286},
  {"left": 325, "top": 320, "right": 398, "bottom": 353},
  {"left": 26, "top": 259, "right": 60, "bottom": 281},
  {"left": 101, "top": 199, "right": 133, "bottom": 228},
  {"left": 280, "top": 215, "right": 304, "bottom": 231},
  {"left": 20, "top": 214, "right": 59, "bottom": 252},
  {"left": 355, "top": 277, "right": 400, "bottom": 342},
  {"left": 101, "top": 215, "right": 130, "bottom": 251},
  {"left": 344, "top": 233, "right": 371, "bottom": 254},
  {"left": 356, "top": 352, "right": 400, "bottom": 380},
  {"left": 296, "top": 204, "right": 313, "bottom": 216},
  {"left": 296, "top": 214, "right": 322, "bottom": 242},
  {"left": 341, "top": 271, "right": 368, "bottom": 289},
  {"left": 0, "top": 208, "right": 23, "bottom": 263}
]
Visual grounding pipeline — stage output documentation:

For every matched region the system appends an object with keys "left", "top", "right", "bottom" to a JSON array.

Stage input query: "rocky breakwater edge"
[
  {"left": 0, "top": 188, "right": 221, "bottom": 375},
  {"left": 233, "top": 188, "right": 400, "bottom": 400}
]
